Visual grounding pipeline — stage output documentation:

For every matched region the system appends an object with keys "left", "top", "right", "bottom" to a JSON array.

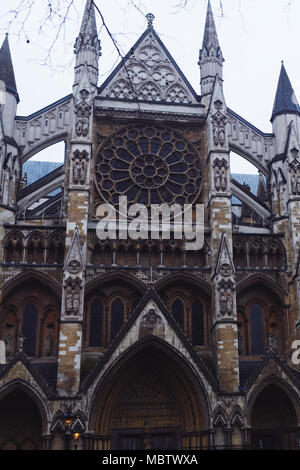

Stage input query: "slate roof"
[
  {"left": 22, "top": 161, "right": 63, "bottom": 186},
  {"left": 271, "top": 62, "right": 300, "bottom": 121}
]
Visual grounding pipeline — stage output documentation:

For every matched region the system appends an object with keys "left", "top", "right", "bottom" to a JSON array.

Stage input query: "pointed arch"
[
  {"left": 0, "top": 379, "right": 50, "bottom": 435},
  {"left": 1, "top": 270, "right": 62, "bottom": 298},
  {"left": 88, "top": 336, "right": 212, "bottom": 436},
  {"left": 246, "top": 375, "right": 300, "bottom": 426}
]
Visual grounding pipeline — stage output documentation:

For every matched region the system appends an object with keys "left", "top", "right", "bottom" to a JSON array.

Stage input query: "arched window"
[
  {"left": 4, "top": 234, "right": 23, "bottom": 263},
  {"left": 191, "top": 300, "right": 204, "bottom": 346},
  {"left": 27, "top": 234, "right": 44, "bottom": 263},
  {"left": 171, "top": 298, "right": 184, "bottom": 331},
  {"left": 89, "top": 299, "right": 104, "bottom": 347},
  {"left": 250, "top": 304, "right": 265, "bottom": 354},
  {"left": 22, "top": 302, "right": 38, "bottom": 356},
  {"left": 111, "top": 298, "right": 124, "bottom": 340}
]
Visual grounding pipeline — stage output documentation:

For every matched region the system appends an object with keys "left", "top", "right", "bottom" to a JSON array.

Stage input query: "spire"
[
  {"left": 199, "top": 0, "right": 224, "bottom": 95},
  {"left": 202, "top": 0, "right": 220, "bottom": 51},
  {"left": 74, "top": 0, "right": 101, "bottom": 91},
  {"left": 79, "top": 0, "right": 97, "bottom": 37},
  {"left": 0, "top": 34, "right": 19, "bottom": 102},
  {"left": 271, "top": 62, "right": 300, "bottom": 122}
]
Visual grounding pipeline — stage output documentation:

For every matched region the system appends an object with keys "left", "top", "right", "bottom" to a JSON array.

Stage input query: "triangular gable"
[
  {"left": 0, "top": 351, "right": 55, "bottom": 397},
  {"left": 213, "top": 232, "right": 235, "bottom": 279},
  {"left": 64, "top": 226, "right": 84, "bottom": 274},
  {"left": 98, "top": 27, "right": 199, "bottom": 105},
  {"left": 81, "top": 288, "right": 217, "bottom": 393},
  {"left": 240, "top": 351, "right": 300, "bottom": 392}
]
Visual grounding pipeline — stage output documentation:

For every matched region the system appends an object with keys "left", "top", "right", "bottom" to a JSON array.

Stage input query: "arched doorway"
[
  {"left": 0, "top": 390, "right": 43, "bottom": 450},
  {"left": 250, "top": 384, "right": 299, "bottom": 449},
  {"left": 89, "top": 340, "right": 210, "bottom": 450}
]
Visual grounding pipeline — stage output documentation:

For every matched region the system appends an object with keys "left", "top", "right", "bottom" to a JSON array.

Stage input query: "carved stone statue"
[
  {"left": 75, "top": 89, "right": 91, "bottom": 138},
  {"left": 220, "top": 291, "right": 227, "bottom": 316},
  {"left": 66, "top": 286, "right": 74, "bottom": 314},
  {"left": 65, "top": 279, "right": 81, "bottom": 316},
  {"left": 44, "top": 330, "right": 53, "bottom": 357}
]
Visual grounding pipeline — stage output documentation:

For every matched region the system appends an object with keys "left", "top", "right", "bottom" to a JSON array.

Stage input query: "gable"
[
  {"left": 81, "top": 291, "right": 218, "bottom": 395},
  {"left": 98, "top": 28, "right": 198, "bottom": 105}
]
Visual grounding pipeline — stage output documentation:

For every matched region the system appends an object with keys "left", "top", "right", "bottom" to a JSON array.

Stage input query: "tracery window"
[
  {"left": 168, "top": 293, "right": 208, "bottom": 347},
  {"left": 1, "top": 283, "right": 60, "bottom": 359},
  {"left": 95, "top": 125, "right": 203, "bottom": 208}
]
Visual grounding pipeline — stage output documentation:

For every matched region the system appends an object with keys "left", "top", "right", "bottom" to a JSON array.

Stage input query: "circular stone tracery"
[
  {"left": 130, "top": 154, "right": 169, "bottom": 189},
  {"left": 95, "top": 125, "right": 203, "bottom": 207}
]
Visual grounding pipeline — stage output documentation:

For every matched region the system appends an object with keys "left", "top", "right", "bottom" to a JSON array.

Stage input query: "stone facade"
[{"left": 0, "top": 0, "right": 299, "bottom": 451}]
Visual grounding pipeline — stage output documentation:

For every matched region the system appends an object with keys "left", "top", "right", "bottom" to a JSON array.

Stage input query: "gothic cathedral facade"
[{"left": 0, "top": 0, "right": 299, "bottom": 450}]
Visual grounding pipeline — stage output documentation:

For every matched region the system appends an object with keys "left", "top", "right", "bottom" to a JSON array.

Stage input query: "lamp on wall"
[{"left": 63, "top": 406, "right": 80, "bottom": 450}]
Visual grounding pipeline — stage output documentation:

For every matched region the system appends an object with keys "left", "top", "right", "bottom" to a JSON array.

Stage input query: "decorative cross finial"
[{"left": 146, "top": 13, "right": 155, "bottom": 28}]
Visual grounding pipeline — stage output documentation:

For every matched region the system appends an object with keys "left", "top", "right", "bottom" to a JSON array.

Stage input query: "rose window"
[{"left": 95, "top": 125, "right": 203, "bottom": 207}]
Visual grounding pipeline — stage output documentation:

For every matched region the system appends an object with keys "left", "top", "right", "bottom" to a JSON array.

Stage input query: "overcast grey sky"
[{"left": 0, "top": 0, "right": 299, "bottom": 172}]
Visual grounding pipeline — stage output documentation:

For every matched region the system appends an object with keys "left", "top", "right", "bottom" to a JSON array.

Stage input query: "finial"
[{"left": 146, "top": 13, "right": 155, "bottom": 28}]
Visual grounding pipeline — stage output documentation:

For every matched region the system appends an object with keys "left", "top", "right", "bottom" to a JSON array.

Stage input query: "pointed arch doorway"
[
  {"left": 250, "top": 384, "right": 299, "bottom": 450},
  {"left": 0, "top": 389, "right": 44, "bottom": 450},
  {"left": 89, "top": 339, "right": 210, "bottom": 450}
]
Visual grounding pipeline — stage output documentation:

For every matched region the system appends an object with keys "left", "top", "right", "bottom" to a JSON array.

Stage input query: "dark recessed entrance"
[{"left": 250, "top": 385, "right": 298, "bottom": 450}]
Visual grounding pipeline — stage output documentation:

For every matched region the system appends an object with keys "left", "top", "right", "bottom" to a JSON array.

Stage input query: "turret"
[
  {"left": 271, "top": 62, "right": 300, "bottom": 155},
  {"left": 199, "top": 0, "right": 224, "bottom": 96}
]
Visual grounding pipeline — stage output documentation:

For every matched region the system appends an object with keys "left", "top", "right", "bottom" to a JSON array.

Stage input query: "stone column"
[{"left": 207, "top": 78, "right": 239, "bottom": 392}]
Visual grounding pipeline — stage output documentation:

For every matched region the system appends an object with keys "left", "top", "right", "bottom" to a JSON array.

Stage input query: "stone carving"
[
  {"left": 165, "top": 84, "right": 190, "bottom": 104},
  {"left": 141, "top": 309, "right": 162, "bottom": 329},
  {"left": 213, "top": 158, "right": 228, "bottom": 192},
  {"left": 65, "top": 278, "right": 82, "bottom": 316},
  {"left": 218, "top": 279, "right": 235, "bottom": 318},
  {"left": 109, "top": 79, "right": 134, "bottom": 100},
  {"left": 139, "top": 82, "right": 161, "bottom": 101},
  {"left": 219, "top": 262, "right": 232, "bottom": 277},
  {"left": 72, "top": 150, "right": 88, "bottom": 185},
  {"left": 212, "top": 101, "right": 227, "bottom": 147},
  {"left": 289, "top": 148, "right": 300, "bottom": 195},
  {"left": 75, "top": 89, "right": 92, "bottom": 137},
  {"left": 102, "top": 30, "right": 195, "bottom": 104}
]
